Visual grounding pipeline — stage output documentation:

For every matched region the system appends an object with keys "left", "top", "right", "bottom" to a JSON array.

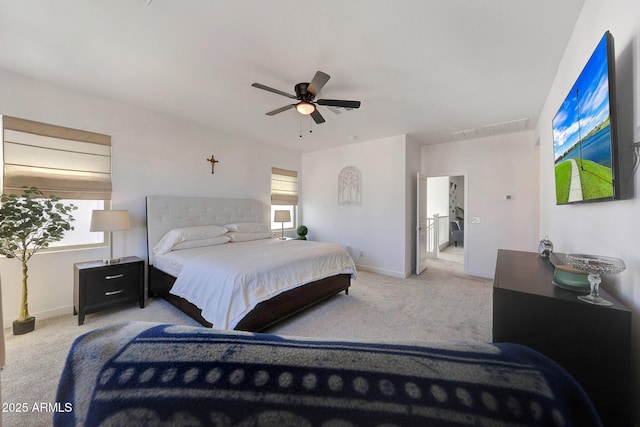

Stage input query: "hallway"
[
  {"left": 430, "top": 244, "right": 464, "bottom": 275},
  {"left": 439, "top": 244, "right": 463, "bottom": 263}
]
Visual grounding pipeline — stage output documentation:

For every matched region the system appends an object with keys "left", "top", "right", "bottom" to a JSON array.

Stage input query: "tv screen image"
[{"left": 552, "top": 31, "right": 619, "bottom": 205}]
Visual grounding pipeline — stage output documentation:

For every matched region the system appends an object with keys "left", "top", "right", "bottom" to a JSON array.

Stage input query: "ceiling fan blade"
[
  {"left": 326, "top": 106, "right": 354, "bottom": 114},
  {"left": 252, "top": 83, "right": 296, "bottom": 99},
  {"left": 266, "top": 104, "right": 296, "bottom": 115},
  {"left": 307, "top": 71, "right": 330, "bottom": 96},
  {"left": 310, "top": 108, "right": 325, "bottom": 124},
  {"left": 317, "top": 99, "right": 361, "bottom": 109}
]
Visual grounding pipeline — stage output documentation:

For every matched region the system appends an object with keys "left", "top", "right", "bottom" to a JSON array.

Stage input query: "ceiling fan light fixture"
[{"left": 295, "top": 101, "right": 316, "bottom": 115}]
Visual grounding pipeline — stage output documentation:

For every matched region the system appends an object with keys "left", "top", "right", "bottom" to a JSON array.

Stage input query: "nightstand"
[{"left": 73, "top": 256, "right": 145, "bottom": 325}]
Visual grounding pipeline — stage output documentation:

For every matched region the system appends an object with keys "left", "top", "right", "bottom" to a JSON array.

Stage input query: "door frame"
[
  {"left": 416, "top": 173, "right": 428, "bottom": 275},
  {"left": 423, "top": 172, "right": 469, "bottom": 275}
]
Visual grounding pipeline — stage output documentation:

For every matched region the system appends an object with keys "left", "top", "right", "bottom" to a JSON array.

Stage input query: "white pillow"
[
  {"left": 171, "top": 235, "right": 230, "bottom": 251},
  {"left": 227, "top": 231, "right": 272, "bottom": 242},
  {"left": 224, "top": 222, "right": 270, "bottom": 233},
  {"left": 153, "top": 225, "right": 228, "bottom": 254}
]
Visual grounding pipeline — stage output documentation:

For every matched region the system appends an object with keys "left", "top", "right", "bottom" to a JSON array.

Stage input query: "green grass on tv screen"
[{"left": 555, "top": 159, "right": 613, "bottom": 204}]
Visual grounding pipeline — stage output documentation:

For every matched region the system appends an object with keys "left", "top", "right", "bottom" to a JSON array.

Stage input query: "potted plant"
[
  {"left": 296, "top": 225, "right": 308, "bottom": 240},
  {"left": 0, "top": 187, "right": 76, "bottom": 335}
]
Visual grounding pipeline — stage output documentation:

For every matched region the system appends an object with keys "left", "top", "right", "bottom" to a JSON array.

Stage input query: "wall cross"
[{"left": 207, "top": 155, "right": 219, "bottom": 174}]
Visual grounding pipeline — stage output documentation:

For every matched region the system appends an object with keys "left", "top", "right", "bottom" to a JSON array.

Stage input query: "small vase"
[
  {"left": 13, "top": 316, "right": 35, "bottom": 335},
  {"left": 538, "top": 236, "right": 553, "bottom": 258}
]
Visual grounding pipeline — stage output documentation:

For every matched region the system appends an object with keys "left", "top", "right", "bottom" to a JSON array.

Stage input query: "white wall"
[
  {"left": 421, "top": 131, "right": 538, "bottom": 278},
  {"left": 535, "top": 0, "right": 640, "bottom": 421},
  {"left": 301, "top": 134, "right": 414, "bottom": 277},
  {"left": 427, "top": 176, "right": 449, "bottom": 218},
  {"left": 0, "top": 68, "right": 300, "bottom": 326},
  {"left": 427, "top": 176, "right": 450, "bottom": 248}
]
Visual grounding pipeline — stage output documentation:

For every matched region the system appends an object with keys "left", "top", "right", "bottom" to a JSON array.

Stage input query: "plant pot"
[{"left": 13, "top": 316, "right": 35, "bottom": 335}]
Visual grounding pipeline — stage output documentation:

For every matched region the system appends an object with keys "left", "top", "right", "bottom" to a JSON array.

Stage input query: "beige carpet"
[{"left": 2, "top": 252, "right": 491, "bottom": 426}]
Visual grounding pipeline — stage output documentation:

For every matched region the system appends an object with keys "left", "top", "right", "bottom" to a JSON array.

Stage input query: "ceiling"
[{"left": 0, "top": 0, "right": 585, "bottom": 152}]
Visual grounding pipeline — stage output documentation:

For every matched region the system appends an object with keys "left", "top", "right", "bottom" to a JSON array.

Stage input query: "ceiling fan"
[{"left": 251, "top": 71, "right": 361, "bottom": 124}]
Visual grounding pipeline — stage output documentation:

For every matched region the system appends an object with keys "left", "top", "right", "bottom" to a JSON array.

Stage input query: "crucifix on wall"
[{"left": 207, "top": 155, "right": 219, "bottom": 174}]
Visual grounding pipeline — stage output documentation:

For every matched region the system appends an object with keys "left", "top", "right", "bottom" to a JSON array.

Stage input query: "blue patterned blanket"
[{"left": 54, "top": 322, "right": 601, "bottom": 426}]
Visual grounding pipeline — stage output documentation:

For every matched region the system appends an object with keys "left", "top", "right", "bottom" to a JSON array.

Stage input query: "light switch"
[{"left": 471, "top": 217, "right": 480, "bottom": 224}]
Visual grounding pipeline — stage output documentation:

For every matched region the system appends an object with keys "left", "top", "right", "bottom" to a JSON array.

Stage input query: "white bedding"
[
  {"left": 164, "top": 238, "right": 357, "bottom": 329},
  {"left": 154, "top": 246, "right": 209, "bottom": 278}
]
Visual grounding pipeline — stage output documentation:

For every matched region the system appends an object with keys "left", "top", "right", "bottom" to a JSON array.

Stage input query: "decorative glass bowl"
[{"left": 565, "top": 254, "right": 625, "bottom": 306}]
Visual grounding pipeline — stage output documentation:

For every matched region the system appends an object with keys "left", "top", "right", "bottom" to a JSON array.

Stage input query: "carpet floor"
[{"left": 1, "top": 250, "right": 492, "bottom": 426}]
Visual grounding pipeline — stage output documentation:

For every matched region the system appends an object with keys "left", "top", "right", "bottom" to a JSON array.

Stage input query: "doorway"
[{"left": 426, "top": 175, "right": 465, "bottom": 270}]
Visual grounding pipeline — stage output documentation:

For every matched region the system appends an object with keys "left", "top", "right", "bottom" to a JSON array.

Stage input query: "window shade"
[
  {"left": 2, "top": 116, "right": 112, "bottom": 200},
  {"left": 271, "top": 167, "right": 298, "bottom": 205}
]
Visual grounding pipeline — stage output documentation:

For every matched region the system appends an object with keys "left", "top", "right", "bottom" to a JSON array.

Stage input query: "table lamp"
[
  {"left": 90, "top": 210, "right": 130, "bottom": 264},
  {"left": 273, "top": 210, "right": 291, "bottom": 240}
]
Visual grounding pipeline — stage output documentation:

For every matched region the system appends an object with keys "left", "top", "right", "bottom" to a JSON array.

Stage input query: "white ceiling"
[{"left": 0, "top": 0, "right": 584, "bottom": 152}]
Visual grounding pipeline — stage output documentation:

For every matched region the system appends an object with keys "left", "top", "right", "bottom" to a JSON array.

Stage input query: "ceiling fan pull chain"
[
  {"left": 299, "top": 117, "right": 303, "bottom": 138},
  {"left": 309, "top": 115, "right": 313, "bottom": 134}
]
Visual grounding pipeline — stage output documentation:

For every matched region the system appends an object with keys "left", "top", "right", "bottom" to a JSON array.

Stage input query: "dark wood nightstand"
[
  {"left": 493, "top": 249, "right": 631, "bottom": 427},
  {"left": 74, "top": 256, "right": 145, "bottom": 325}
]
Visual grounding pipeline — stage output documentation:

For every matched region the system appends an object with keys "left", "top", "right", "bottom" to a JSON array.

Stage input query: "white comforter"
[{"left": 169, "top": 238, "right": 356, "bottom": 329}]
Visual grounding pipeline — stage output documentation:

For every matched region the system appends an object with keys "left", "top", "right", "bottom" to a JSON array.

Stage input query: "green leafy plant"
[
  {"left": 0, "top": 187, "right": 77, "bottom": 324},
  {"left": 296, "top": 225, "right": 308, "bottom": 240}
]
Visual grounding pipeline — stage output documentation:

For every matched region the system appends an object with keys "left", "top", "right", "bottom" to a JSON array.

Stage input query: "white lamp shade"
[
  {"left": 90, "top": 210, "right": 130, "bottom": 232},
  {"left": 295, "top": 101, "right": 316, "bottom": 115},
  {"left": 274, "top": 210, "right": 291, "bottom": 223}
]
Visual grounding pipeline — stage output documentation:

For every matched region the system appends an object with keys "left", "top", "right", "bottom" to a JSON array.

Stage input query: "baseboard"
[
  {"left": 356, "top": 264, "right": 407, "bottom": 278},
  {"left": 3, "top": 305, "right": 72, "bottom": 329}
]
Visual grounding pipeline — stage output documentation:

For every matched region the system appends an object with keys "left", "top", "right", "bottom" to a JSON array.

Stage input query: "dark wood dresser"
[
  {"left": 493, "top": 249, "right": 631, "bottom": 427},
  {"left": 74, "top": 256, "right": 145, "bottom": 325}
]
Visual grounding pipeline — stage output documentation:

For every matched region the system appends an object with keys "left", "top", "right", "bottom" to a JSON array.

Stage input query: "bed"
[
  {"left": 145, "top": 196, "right": 356, "bottom": 331},
  {"left": 54, "top": 321, "right": 602, "bottom": 426}
]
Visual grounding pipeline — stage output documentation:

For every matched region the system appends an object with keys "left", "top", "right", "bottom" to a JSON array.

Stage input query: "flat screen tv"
[{"left": 552, "top": 31, "right": 619, "bottom": 205}]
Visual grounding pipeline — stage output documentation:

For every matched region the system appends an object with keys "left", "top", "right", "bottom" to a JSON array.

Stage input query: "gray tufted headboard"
[{"left": 145, "top": 196, "right": 264, "bottom": 265}]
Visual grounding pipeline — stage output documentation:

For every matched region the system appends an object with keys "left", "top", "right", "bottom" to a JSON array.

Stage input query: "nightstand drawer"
[{"left": 84, "top": 264, "right": 138, "bottom": 306}]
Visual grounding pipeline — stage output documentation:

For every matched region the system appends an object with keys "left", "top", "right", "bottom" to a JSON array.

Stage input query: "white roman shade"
[
  {"left": 2, "top": 115, "right": 112, "bottom": 200},
  {"left": 271, "top": 167, "right": 298, "bottom": 205}
]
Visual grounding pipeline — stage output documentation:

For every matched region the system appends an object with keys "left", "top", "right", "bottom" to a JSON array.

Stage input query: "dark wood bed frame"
[{"left": 149, "top": 265, "right": 350, "bottom": 332}]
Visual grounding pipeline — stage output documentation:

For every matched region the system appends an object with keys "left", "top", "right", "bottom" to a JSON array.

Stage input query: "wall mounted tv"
[{"left": 552, "top": 31, "right": 619, "bottom": 205}]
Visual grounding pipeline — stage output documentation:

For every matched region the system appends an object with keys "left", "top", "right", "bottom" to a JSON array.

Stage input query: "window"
[
  {"left": 271, "top": 167, "right": 298, "bottom": 230},
  {"left": 1, "top": 115, "right": 112, "bottom": 250},
  {"left": 47, "top": 199, "right": 106, "bottom": 249}
]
